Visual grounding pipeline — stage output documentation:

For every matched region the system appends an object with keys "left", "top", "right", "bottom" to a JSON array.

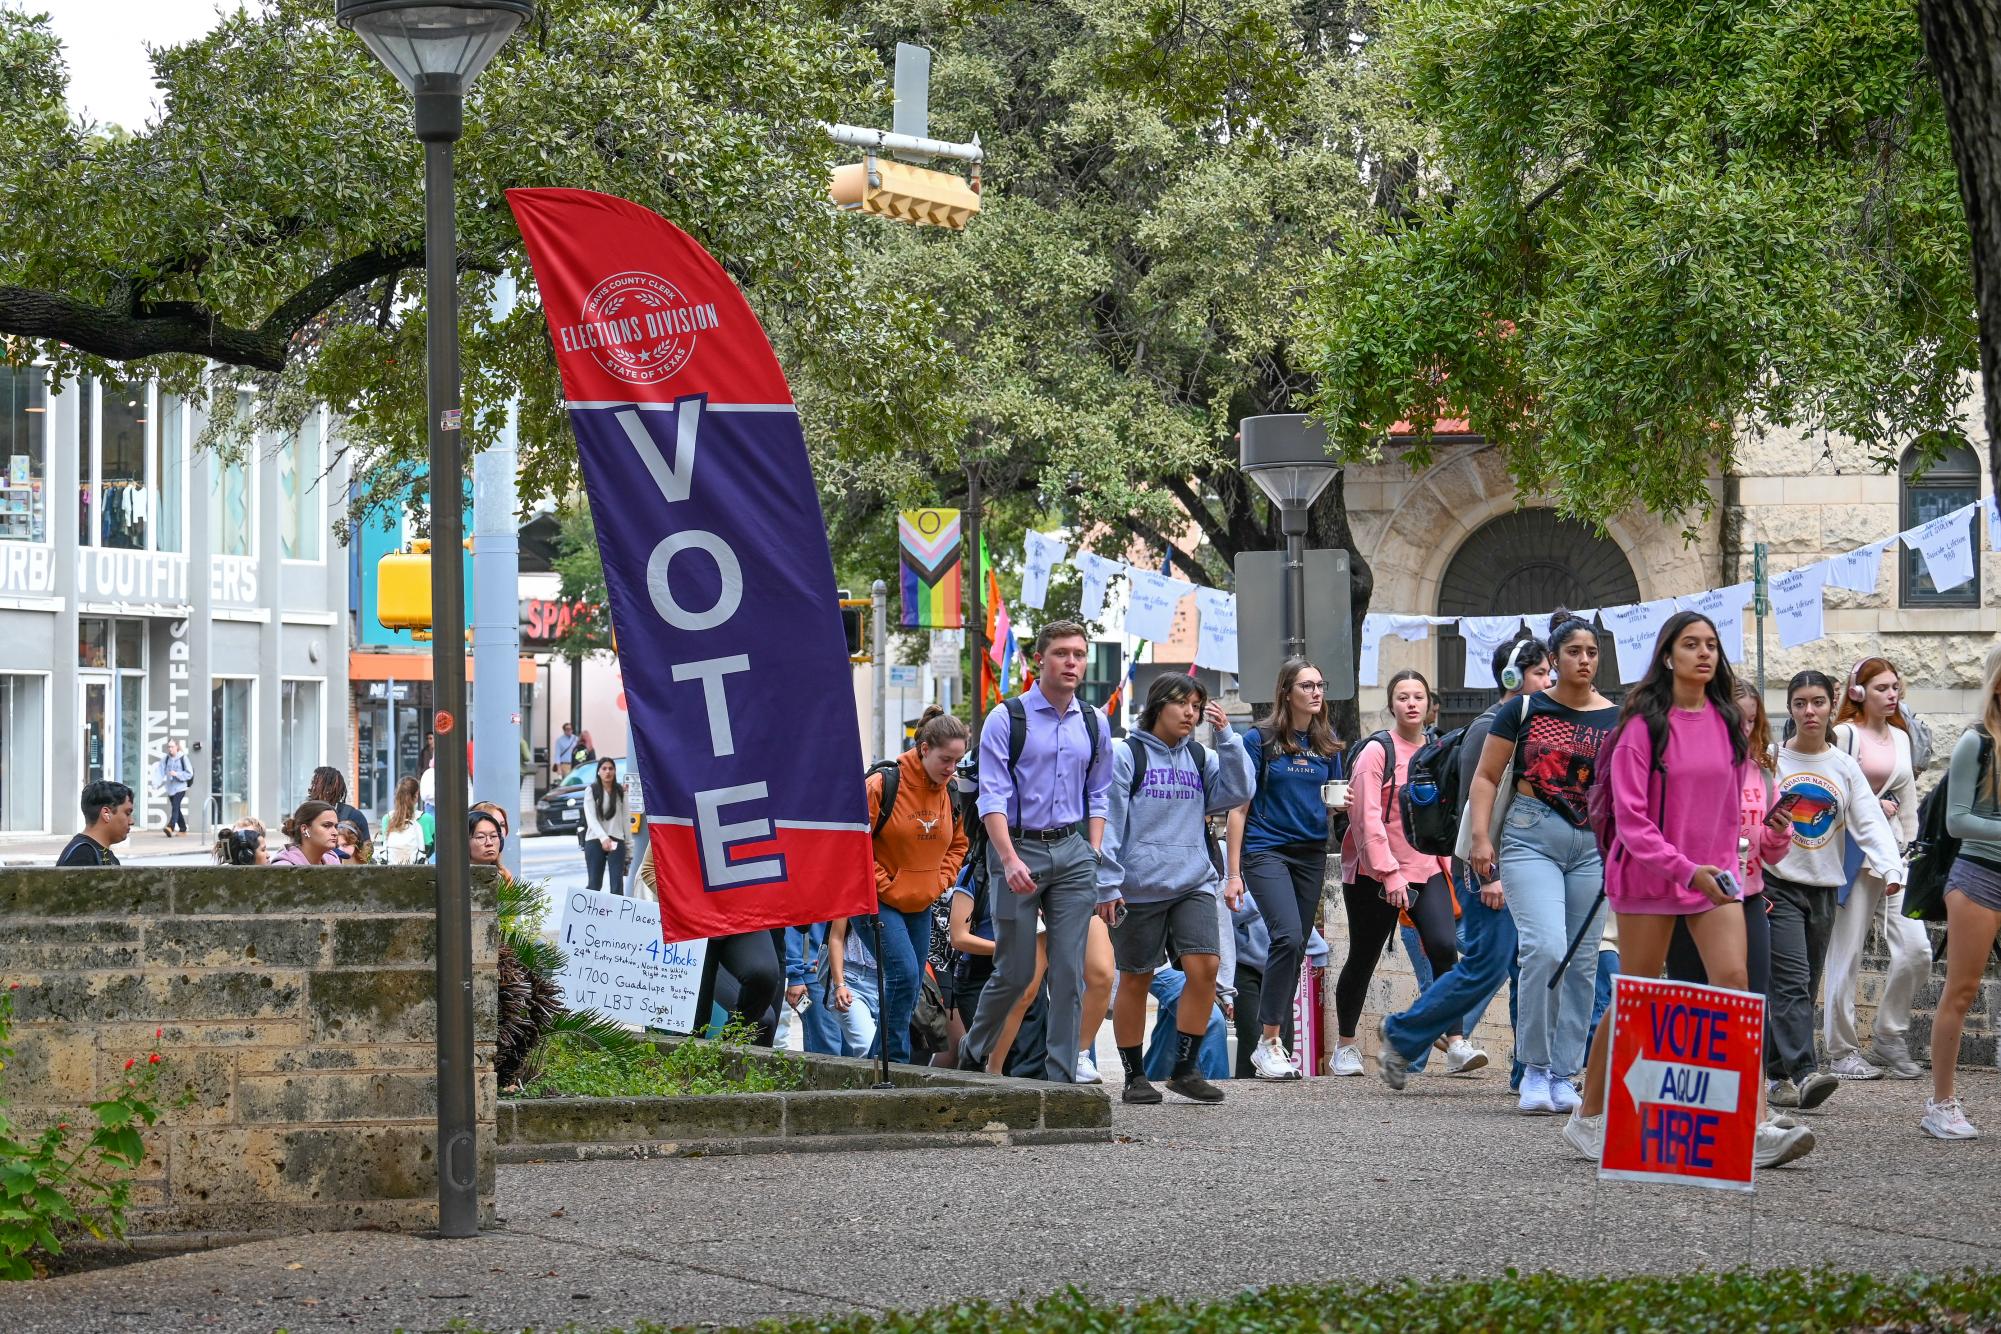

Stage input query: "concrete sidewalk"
[{"left": 3, "top": 1067, "right": 1997, "bottom": 1333}]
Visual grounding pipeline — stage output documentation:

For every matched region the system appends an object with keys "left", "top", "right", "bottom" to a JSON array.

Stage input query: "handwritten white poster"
[
  {"left": 555, "top": 890, "right": 710, "bottom": 1035},
  {"left": 1073, "top": 550, "right": 1122, "bottom": 623},
  {"left": 1124, "top": 566, "right": 1188, "bottom": 642},
  {"left": 1675, "top": 583, "right": 1752, "bottom": 666},
  {"left": 1021, "top": 530, "right": 1068, "bottom": 611},
  {"left": 1598, "top": 599, "right": 1677, "bottom": 684},
  {"left": 1770, "top": 563, "right": 1830, "bottom": 650},
  {"left": 1457, "top": 615, "right": 1525, "bottom": 689},
  {"left": 1192, "top": 587, "right": 1239, "bottom": 674},
  {"left": 1902, "top": 502, "right": 1978, "bottom": 593}
]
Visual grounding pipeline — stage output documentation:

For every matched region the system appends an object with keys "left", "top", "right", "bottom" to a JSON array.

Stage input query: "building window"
[
  {"left": 97, "top": 381, "right": 149, "bottom": 549},
  {"left": 209, "top": 391, "right": 254, "bottom": 558},
  {"left": 279, "top": 413, "right": 322, "bottom": 560},
  {"left": 0, "top": 367, "right": 47, "bottom": 543},
  {"left": 279, "top": 679, "right": 322, "bottom": 811},
  {"left": 212, "top": 678, "right": 253, "bottom": 824},
  {"left": 1080, "top": 642, "right": 1122, "bottom": 711},
  {"left": 0, "top": 673, "right": 47, "bottom": 831},
  {"left": 158, "top": 393, "right": 185, "bottom": 553},
  {"left": 1900, "top": 442, "right": 1982, "bottom": 609}
]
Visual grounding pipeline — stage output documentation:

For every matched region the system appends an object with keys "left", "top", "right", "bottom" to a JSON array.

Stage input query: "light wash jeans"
[
  {"left": 836, "top": 963, "right": 881, "bottom": 1059},
  {"left": 1499, "top": 796, "right": 1604, "bottom": 1079}
]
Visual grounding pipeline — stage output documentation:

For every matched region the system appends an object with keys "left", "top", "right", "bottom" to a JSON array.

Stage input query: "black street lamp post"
[
  {"left": 335, "top": 0, "right": 531, "bottom": 1240},
  {"left": 1238, "top": 415, "right": 1341, "bottom": 662}
]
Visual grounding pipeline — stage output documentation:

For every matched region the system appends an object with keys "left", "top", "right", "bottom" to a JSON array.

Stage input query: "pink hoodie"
[
  {"left": 1605, "top": 702, "right": 1784, "bottom": 914},
  {"left": 1341, "top": 731, "right": 1452, "bottom": 897}
]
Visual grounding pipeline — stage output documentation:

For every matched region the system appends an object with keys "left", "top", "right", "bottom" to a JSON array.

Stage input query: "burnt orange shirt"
[{"left": 867, "top": 750, "right": 970, "bottom": 913}]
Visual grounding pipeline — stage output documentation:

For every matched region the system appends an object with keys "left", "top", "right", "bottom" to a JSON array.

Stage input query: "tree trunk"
[{"left": 1920, "top": 0, "right": 2001, "bottom": 501}]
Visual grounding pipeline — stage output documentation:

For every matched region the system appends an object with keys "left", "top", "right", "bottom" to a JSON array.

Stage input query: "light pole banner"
[{"left": 508, "top": 187, "right": 875, "bottom": 943}]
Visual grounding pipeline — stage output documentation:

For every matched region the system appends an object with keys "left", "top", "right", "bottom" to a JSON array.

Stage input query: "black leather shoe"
[
  {"left": 1165, "top": 1072, "right": 1226, "bottom": 1104},
  {"left": 1122, "top": 1075, "right": 1164, "bottom": 1104}
]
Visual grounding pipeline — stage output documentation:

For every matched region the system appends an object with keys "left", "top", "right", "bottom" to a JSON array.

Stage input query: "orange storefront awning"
[{"left": 349, "top": 652, "right": 537, "bottom": 685}]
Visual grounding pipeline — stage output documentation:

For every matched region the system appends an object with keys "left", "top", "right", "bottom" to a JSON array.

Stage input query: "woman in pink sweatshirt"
[
  {"left": 1561, "top": 611, "right": 1814, "bottom": 1170},
  {"left": 1335, "top": 670, "right": 1474, "bottom": 1077}
]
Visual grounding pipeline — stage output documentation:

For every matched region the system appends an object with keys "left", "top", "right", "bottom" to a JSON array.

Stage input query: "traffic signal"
[
  {"left": 829, "top": 158, "right": 980, "bottom": 229},
  {"left": 374, "top": 538, "right": 472, "bottom": 631},
  {"left": 837, "top": 589, "right": 866, "bottom": 657}
]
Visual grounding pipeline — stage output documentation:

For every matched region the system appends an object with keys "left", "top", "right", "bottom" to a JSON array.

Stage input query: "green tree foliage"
[
  {"left": 1300, "top": 0, "right": 1977, "bottom": 525},
  {"left": 0, "top": 0, "right": 954, "bottom": 525}
]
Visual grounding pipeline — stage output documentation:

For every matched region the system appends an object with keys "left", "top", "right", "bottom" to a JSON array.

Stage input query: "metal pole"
[
  {"left": 966, "top": 462, "right": 985, "bottom": 710},
  {"left": 1753, "top": 541, "right": 1769, "bottom": 695},
  {"left": 474, "top": 274, "right": 522, "bottom": 881},
  {"left": 417, "top": 86, "right": 478, "bottom": 1240},
  {"left": 871, "top": 580, "right": 888, "bottom": 763},
  {"left": 1281, "top": 506, "right": 1308, "bottom": 661}
]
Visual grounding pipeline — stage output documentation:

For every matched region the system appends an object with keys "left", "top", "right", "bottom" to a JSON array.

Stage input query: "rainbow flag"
[
  {"left": 979, "top": 536, "right": 1020, "bottom": 708},
  {"left": 898, "top": 508, "right": 963, "bottom": 628}
]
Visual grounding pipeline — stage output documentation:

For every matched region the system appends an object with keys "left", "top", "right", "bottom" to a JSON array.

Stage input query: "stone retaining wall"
[{"left": 0, "top": 868, "right": 496, "bottom": 1237}]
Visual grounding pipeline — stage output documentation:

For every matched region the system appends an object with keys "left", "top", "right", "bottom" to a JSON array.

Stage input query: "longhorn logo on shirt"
[{"left": 915, "top": 815, "right": 940, "bottom": 837}]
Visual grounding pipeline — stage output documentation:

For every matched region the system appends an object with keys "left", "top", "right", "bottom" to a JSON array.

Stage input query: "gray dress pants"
[{"left": 962, "top": 830, "right": 1098, "bottom": 1082}]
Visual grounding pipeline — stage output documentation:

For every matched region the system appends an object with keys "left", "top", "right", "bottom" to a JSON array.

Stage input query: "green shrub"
[
  {"left": 513, "top": 1019, "right": 801, "bottom": 1099},
  {"left": 0, "top": 989, "right": 168, "bottom": 1280}
]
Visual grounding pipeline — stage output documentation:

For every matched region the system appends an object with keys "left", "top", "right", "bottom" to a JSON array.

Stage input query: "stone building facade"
[{"left": 1347, "top": 424, "right": 1997, "bottom": 739}]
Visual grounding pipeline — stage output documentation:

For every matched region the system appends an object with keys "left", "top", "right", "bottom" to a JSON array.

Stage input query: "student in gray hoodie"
[{"left": 1099, "top": 674, "right": 1255, "bottom": 1104}]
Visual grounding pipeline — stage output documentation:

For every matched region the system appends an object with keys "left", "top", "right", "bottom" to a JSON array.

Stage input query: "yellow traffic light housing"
[
  {"left": 375, "top": 538, "right": 473, "bottom": 631},
  {"left": 830, "top": 155, "right": 980, "bottom": 229}
]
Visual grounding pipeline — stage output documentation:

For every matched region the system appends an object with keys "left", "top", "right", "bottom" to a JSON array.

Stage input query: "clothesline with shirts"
[{"left": 1008, "top": 497, "right": 2001, "bottom": 693}]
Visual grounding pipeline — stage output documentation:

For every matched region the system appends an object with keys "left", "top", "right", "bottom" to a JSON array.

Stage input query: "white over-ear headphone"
[{"left": 1500, "top": 639, "right": 1539, "bottom": 692}]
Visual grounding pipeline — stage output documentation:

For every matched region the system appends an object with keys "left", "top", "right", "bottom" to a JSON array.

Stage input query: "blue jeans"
[
  {"left": 1401, "top": 924, "right": 1434, "bottom": 990},
  {"left": 1385, "top": 865, "right": 1519, "bottom": 1063},
  {"left": 1588, "top": 949, "right": 1620, "bottom": 1051},
  {"left": 873, "top": 906, "right": 933, "bottom": 1065},
  {"left": 1500, "top": 796, "right": 1605, "bottom": 1079},
  {"left": 1142, "top": 967, "right": 1231, "bottom": 1080},
  {"left": 838, "top": 963, "right": 881, "bottom": 1059}
]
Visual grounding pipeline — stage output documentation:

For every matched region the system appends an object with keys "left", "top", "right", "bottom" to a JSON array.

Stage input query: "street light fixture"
[
  {"left": 1239, "top": 414, "right": 1340, "bottom": 661},
  {"left": 336, "top": 0, "right": 531, "bottom": 1241}
]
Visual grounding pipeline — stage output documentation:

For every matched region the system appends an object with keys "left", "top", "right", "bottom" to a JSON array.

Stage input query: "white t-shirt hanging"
[
  {"left": 1823, "top": 541, "right": 1889, "bottom": 594},
  {"left": 1598, "top": 599, "right": 1676, "bottom": 684},
  {"left": 1073, "top": 550, "right": 1122, "bottom": 622},
  {"left": 1192, "top": 587, "right": 1239, "bottom": 674},
  {"left": 1674, "top": 583, "right": 1753, "bottom": 665},
  {"left": 1986, "top": 496, "right": 2001, "bottom": 553},
  {"left": 1770, "top": 562, "right": 1829, "bottom": 649},
  {"left": 1901, "top": 501, "right": 1979, "bottom": 593},
  {"left": 1123, "top": 566, "right": 1188, "bottom": 642},
  {"left": 1020, "top": 531, "right": 1068, "bottom": 610},
  {"left": 1359, "top": 613, "right": 1448, "bottom": 687},
  {"left": 1457, "top": 615, "right": 1525, "bottom": 689}
]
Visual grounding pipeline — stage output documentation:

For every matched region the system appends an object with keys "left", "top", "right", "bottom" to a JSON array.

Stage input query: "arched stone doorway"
[{"left": 1435, "top": 510, "right": 1641, "bottom": 731}]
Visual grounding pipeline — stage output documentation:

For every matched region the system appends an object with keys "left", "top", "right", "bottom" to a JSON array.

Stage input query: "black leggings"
[
  {"left": 710, "top": 929, "right": 783, "bottom": 1043},
  {"left": 1336, "top": 873, "right": 1459, "bottom": 1039},
  {"left": 1243, "top": 843, "right": 1329, "bottom": 1028},
  {"left": 1666, "top": 895, "right": 1773, "bottom": 996}
]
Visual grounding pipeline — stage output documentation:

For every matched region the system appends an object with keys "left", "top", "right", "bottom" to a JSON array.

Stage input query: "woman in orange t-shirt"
[{"left": 831, "top": 706, "right": 970, "bottom": 1065}]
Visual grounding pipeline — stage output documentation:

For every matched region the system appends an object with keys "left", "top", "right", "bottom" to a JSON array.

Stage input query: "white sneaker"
[
  {"left": 1868, "top": 1038, "right": 1924, "bottom": 1080},
  {"left": 1075, "top": 1051, "right": 1102, "bottom": 1085},
  {"left": 1922, "top": 1097, "right": 1980, "bottom": 1140},
  {"left": 1754, "top": 1120, "right": 1816, "bottom": 1168},
  {"left": 1548, "top": 1076, "right": 1582, "bottom": 1114},
  {"left": 1518, "top": 1065, "right": 1556, "bottom": 1115},
  {"left": 1444, "top": 1037, "right": 1489, "bottom": 1074},
  {"left": 1251, "top": 1037, "right": 1302, "bottom": 1081},
  {"left": 1829, "top": 1052, "right": 1883, "bottom": 1081},
  {"left": 1562, "top": 1109, "right": 1604, "bottom": 1160},
  {"left": 1332, "top": 1043, "right": 1365, "bottom": 1076}
]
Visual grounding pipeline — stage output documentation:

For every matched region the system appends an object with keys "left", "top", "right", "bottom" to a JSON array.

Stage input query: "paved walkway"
[{"left": 4, "top": 1069, "right": 1998, "bottom": 1333}]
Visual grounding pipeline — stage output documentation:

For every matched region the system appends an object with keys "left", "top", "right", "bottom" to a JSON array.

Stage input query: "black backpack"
[
  {"left": 1001, "top": 695, "right": 1104, "bottom": 824},
  {"left": 1398, "top": 725, "right": 1470, "bottom": 857},
  {"left": 1125, "top": 734, "right": 1209, "bottom": 799},
  {"left": 1905, "top": 727, "right": 1994, "bottom": 923}
]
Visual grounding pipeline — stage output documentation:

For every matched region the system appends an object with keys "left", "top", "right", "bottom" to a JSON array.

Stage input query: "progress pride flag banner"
[
  {"left": 1601, "top": 976, "right": 1764, "bottom": 1192},
  {"left": 509, "top": 188, "right": 874, "bottom": 942}
]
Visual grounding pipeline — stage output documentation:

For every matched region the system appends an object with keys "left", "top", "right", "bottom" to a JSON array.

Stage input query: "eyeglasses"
[
  {"left": 468, "top": 830, "right": 501, "bottom": 842},
  {"left": 1295, "top": 681, "right": 1326, "bottom": 693}
]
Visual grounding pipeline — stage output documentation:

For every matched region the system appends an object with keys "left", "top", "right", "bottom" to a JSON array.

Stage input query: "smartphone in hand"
[
  {"left": 1714, "top": 869, "right": 1743, "bottom": 901},
  {"left": 1764, "top": 791, "right": 1805, "bottom": 831}
]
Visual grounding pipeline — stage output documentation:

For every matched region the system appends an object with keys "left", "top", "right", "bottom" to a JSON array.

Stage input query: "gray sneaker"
[
  {"left": 1796, "top": 1072, "right": 1839, "bottom": 1110},
  {"left": 1377, "top": 1019, "right": 1411, "bottom": 1092},
  {"left": 1768, "top": 1077, "right": 1800, "bottom": 1108},
  {"left": 1868, "top": 1038, "right": 1924, "bottom": 1080}
]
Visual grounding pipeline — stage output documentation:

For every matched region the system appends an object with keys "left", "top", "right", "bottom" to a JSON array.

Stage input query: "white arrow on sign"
[{"left": 1622, "top": 1057, "right": 1742, "bottom": 1115}]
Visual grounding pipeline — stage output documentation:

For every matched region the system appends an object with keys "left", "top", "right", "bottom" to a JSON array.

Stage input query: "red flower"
[
  {"left": 7, "top": 982, "right": 17, "bottom": 990},
  {"left": 148, "top": 1052, "right": 160, "bottom": 1065},
  {"left": 154, "top": 1027, "right": 163, "bottom": 1039},
  {"left": 123, "top": 1058, "right": 135, "bottom": 1070}
]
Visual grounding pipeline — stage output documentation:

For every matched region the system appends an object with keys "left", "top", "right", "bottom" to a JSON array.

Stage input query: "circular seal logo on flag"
[{"left": 574, "top": 270, "right": 713, "bottom": 386}]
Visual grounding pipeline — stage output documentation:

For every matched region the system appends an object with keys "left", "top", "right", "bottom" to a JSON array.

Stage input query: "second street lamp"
[
  {"left": 336, "top": 0, "right": 530, "bottom": 1241},
  {"left": 1239, "top": 414, "right": 1340, "bottom": 662}
]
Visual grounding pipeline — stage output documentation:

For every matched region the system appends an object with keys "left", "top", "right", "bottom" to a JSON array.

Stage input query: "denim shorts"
[{"left": 1949, "top": 857, "right": 2001, "bottom": 912}]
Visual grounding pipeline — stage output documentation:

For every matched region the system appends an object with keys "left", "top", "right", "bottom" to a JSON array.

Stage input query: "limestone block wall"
[{"left": 0, "top": 867, "right": 497, "bottom": 1237}]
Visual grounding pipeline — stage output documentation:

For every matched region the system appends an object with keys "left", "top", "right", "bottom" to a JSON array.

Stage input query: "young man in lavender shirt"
[{"left": 958, "top": 621, "right": 1115, "bottom": 1082}]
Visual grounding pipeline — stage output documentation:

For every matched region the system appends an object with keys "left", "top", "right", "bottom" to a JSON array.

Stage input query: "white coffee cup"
[{"left": 1322, "top": 780, "right": 1351, "bottom": 811}]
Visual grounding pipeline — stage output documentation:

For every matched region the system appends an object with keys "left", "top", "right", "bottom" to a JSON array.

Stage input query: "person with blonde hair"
[
  {"left": 380, "top": 776, "right": 428, "bottom": 865},
  {"left": 1824, "top": 656, "right": 1931, "bottom": 1080},
  {"left": 1923, "top": 643, "right": 2001, "bottom": 1139}
]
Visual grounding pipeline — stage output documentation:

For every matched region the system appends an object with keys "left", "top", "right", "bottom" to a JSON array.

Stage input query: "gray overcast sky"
[{"left": 31, "top": 0, "right": 243, "bottom": 130}]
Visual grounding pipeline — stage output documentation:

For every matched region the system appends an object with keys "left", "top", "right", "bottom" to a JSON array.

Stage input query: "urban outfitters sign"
[{"left": 0, "top": 548, "right": 259, "bottom": 608}]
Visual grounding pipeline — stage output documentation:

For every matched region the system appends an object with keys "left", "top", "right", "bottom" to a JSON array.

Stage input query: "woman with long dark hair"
[
  {"left": 1225, "top": 657, "right": 1346, "bottom": 1080},
  {"left": 1335, "top": 670, "right": 1470, "bottom": 1076},
  {"left": 1563, "top": 612, "right": 1812, "bottom": 1166},
  {"left": 1466, "top": 610, "right": 1618, "bottom": 1114},
  {"left": 582, "top": 757, "right": 630, "bottom": 894},
  {"left": 1824, "top": 656, "right": 1930, "bottom": 1080}
]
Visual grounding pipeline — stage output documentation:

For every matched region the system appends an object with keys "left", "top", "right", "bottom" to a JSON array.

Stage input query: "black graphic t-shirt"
[{"left": 1487, "top": 693, "right": 1622, "bottom": 827}]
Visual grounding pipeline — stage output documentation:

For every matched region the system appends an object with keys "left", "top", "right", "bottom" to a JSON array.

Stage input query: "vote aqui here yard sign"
[{"left": 1601, "top": 976, "right": 1765, "bottom": 1192}]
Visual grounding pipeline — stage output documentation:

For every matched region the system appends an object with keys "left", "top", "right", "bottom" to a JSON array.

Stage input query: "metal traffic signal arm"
[{"left": 825, "top": 44, "right": 983, "bottom": 229}]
